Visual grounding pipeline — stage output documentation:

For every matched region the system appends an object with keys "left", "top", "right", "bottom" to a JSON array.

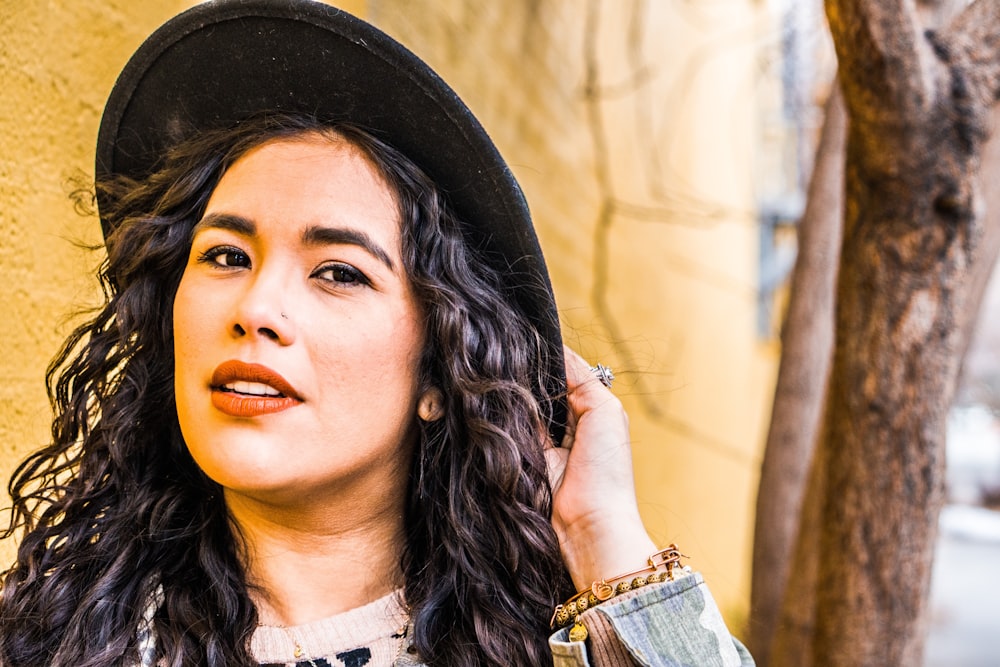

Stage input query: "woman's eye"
[
  {"left": 314, "top": 263, "right": 370, "bottom": 286},
  {"left": 197, "top": 246, "right": 250, "bottom": 268}
]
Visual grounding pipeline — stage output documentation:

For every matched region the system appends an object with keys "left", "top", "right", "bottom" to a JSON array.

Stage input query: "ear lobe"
[{"left": 417, "top": 387, "right": 444, "bottom": 422}]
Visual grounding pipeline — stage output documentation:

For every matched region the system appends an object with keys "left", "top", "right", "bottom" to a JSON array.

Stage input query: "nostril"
[
  {"left": 259, "top": 327, "right": 280, "bottom": 341},
  {"left": 233, "top": 323, "right": 247, "bottom": 336}
]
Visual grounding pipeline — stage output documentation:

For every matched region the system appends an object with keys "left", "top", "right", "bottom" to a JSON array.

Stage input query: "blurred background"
[{"left": 2, "top": 1, "right": 998, "bottom": 663}]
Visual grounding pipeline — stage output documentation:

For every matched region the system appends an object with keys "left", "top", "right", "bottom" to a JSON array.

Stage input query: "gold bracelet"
[{"left": 550, "top": 544, "right": 690, "bottom": 641}]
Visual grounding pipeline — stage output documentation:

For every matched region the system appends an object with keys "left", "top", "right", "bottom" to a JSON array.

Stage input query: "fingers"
[
  {"left": 550, "top": 348, "right": 650, "bottom": 587},
  {"left": 563, "top": 346, "right": 621, "bottom": 412},
  {"left": 563, "top": 345, "right": 604, "bottom": 394},
  {"left": 559, "top": 346, "right": 626, "bottom": 450}
]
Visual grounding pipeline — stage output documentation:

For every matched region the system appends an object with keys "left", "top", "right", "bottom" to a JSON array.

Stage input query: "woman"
[{"left": 0, "top": 3, "right": 752, "bottom": 666}]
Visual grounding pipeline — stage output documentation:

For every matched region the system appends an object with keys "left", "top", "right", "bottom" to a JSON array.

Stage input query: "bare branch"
[{"left": 751, "top": 83, "right": 846, "bottom": 665}]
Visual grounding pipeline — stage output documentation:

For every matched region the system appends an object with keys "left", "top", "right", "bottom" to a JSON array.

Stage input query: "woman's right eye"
[{"left": 196, "top": 246, "right": 251, "bottom": 268}]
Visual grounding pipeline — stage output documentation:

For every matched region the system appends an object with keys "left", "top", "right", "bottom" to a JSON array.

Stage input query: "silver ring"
[{"left": 589, "top": 363, "right": 615, "bottom": 388}]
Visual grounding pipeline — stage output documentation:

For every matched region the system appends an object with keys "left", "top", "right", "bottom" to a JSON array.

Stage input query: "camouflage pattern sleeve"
[{"left": 550, "top": 573, "right": 755, "bottom": 667}]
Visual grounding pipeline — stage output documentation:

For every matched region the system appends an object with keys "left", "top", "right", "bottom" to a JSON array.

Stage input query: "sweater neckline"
[{"left": 251, "top": 589, "right": 408, "bottom": 665}]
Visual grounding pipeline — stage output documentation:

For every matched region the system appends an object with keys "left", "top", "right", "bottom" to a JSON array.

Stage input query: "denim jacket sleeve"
[{"left": 549, "top": 573, "right": 755, "bottom": 667}]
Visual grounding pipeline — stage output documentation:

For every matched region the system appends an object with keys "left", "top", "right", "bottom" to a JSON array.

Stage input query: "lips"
[{"left": 210, "top": 360, "right": 302, "bottom": 417}]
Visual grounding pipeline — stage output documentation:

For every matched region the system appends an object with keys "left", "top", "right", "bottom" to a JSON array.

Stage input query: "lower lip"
[{"left": 211, "top": 390, "right": 300, "bottom": 417}]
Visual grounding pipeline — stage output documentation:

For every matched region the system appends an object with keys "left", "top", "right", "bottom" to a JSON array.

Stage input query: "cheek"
[
  {"left": 172, "top": 275, "right": 213, "bottom": 409},
  {"left": 172, "top": 274, "right": 196, "bottom": 349},
  {"left": 172, "top": 285, "right": 195, "bottom": 417},
  {"left": 310, "top": 312, "right": 425, "bottom": 401},
  {"left": 379, "top": 312, "right": 426, "bottom": 381},
  {"left": 173, "top": 274, "right": 218, "bottom": 355}
]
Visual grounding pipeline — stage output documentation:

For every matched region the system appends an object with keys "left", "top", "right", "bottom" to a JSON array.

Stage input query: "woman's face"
[{"left": 173, "top": 134, "right": 425, "bottom": 507}]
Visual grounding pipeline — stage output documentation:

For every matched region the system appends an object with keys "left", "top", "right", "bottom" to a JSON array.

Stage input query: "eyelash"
[
  {"left": 197, "top": 245, "right": 249, "bottom": 268},
  {"left": 312, "top": 263, "right": 371, "bottom": 287},
  {"left": 195, "top": 246, "right": 370, "bottom": 287}
]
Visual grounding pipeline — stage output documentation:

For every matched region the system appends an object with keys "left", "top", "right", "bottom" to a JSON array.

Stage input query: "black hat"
[{"left": 96, "top": 0, "right": 566, "bottom": 440}]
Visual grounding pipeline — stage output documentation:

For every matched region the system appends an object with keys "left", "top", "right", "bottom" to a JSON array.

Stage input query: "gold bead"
[
  {"left": 568, "top": 620, "right": 589, "bottom": 642},
  {"left": 576, "top": 595, "right": 589, "bottom": 612},
  {"left": 632, "top": 576, "right": 647, "bottom": 588},
  {"left": 555, "top": 607, "right": 569, "bottom": 626},
  {"left": 616, "top": 580, "right": 632, "bottom": 594},
  {"left": 587, "top": 592, "right": 599, "bottom": 606}
]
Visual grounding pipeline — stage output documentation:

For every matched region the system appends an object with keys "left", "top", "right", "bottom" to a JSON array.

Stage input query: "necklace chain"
[
  {"left": 284, "top": 627, "right": 316, "bottom": 666},
  {"left": 263, "top": 617, "right": 410, "bottom": 665}
]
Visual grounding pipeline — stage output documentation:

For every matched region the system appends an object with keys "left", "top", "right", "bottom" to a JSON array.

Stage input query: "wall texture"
[
  {"left": 0, "top": 0, "right": 774, "bottom": 632},
  {"left": 1, "top": 0, "right": 201, "bottom": 556},
  {"left": 371, "top": 1, "right": 776, "bottom": 629}
]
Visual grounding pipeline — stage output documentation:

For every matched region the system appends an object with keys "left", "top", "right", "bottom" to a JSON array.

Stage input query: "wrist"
[
  {"left": 551, "top": 543, "right": 691, "bottom": 636},
  {"left": 558, "top": 517, "right": 658, "bottom": 591}
]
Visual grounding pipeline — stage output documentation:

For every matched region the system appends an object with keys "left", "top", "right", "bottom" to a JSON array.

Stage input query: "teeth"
[{"left": 223, "top": 381, "right": 282, "bottom": 397}]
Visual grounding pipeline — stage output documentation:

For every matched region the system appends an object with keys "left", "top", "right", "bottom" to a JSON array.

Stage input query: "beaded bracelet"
[{"left": 550, "top": 544, "right": 690, "bottom": 642}]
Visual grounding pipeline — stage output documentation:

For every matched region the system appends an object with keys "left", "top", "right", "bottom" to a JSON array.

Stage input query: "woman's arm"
[
  {"left": 546, "top": 347, "right": 658, "bottom": 590},
  {"left": 546, "top": 348, "right": 754, "bottom": 666},
  {"left": 549, "top": 573, "right": 754, "bottom": 666}
]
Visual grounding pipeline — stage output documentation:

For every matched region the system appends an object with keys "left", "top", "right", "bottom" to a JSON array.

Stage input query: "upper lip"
[{"left": 210, "top": 360, "right": 302, "bottom": 400}]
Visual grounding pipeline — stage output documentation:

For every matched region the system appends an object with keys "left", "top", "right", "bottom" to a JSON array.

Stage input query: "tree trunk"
[
  {"left": 749, "top": 85, "right": 846, "bottom": 666},
  {"left": 769, "top": 428, "right": 827, "bottom": 667},
  {"left": 807, "top": 1, "right": 1000, "bottom": 663}
]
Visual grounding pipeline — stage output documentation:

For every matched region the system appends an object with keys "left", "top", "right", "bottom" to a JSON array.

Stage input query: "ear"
[{"left": 417, "top": 387, "right": 444, "bottom": 422}]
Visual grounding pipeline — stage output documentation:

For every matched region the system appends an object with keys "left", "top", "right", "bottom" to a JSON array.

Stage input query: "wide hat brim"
[{"left": 96, "top": 0, "right": 566, "bottom": 442}]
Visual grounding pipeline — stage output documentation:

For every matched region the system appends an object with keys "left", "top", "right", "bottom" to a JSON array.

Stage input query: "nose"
[{"left": 230, "top": 270, "right": 296, "bottom": 345}]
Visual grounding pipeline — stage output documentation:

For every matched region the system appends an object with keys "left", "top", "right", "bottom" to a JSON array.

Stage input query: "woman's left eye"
[{"left": 313, "top": 263, "right": 370, "bottom": 287}]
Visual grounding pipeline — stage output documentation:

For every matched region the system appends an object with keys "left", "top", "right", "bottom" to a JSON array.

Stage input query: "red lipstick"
[{"left": 210, "top": 360, "right": 302, "bottom": 418}]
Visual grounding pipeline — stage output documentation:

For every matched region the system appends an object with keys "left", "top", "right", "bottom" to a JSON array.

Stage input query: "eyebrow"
[
  {"left": 193, "top": 212, "right": 256, "bottom": 237},
  {"left": 193, "top": 213, "right": 395, "bottom": 271},
  {"left": 301, "top": 224, "right": 395, "bottom": 271}
]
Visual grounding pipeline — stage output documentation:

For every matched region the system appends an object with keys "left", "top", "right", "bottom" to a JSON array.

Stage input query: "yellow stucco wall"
[
  {"left": 1, "top": 0, "right": 775, "bottom": 634},
  {"left": 0, "top": 0, "right": 201, "bottom": 545},
  {"left": 371, "top": 2, "right": 778, "bottom": 631}
]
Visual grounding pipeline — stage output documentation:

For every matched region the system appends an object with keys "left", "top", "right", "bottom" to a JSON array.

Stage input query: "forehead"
[{"left": 204, "top": 133, "right": 403, "bottom": 243}]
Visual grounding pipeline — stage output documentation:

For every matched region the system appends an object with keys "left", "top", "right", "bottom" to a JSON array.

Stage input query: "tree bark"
[
  {"left": 749, "top": 85, "right": 846, "bottom": 666},
  {"left": 769, "top": 428, "right": 827, "bottom": 667},
  {"left": 767, "top": 101, "right": 1000, "bottom": 667},
  {"left": 809, "top": 1, "right": 1000, "bottom": 663}
]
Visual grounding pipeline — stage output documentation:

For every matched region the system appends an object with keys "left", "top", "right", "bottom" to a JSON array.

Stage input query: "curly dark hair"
[{"left": 0, "top": 114, "right": 574, "bottom": 666}]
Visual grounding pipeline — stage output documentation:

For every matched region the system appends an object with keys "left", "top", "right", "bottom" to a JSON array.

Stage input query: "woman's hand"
[{"left": 546, "top": 346, "right": 658, "bottom": 591}]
